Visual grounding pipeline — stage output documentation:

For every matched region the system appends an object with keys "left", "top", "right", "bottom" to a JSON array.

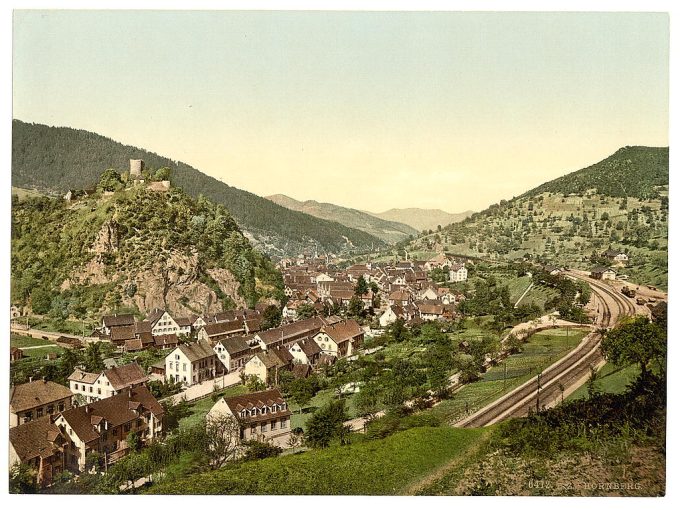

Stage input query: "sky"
[{"left": 12, "top": 10, "right": 669, "bottom": 213}]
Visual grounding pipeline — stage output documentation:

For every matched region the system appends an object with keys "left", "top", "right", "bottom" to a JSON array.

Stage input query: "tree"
[
  {"left": 97, "top": 168, "right": 124, "bottom": 193},
  {"left": 203, "top": 414, "right": 243, "bottom": 469},
  {"left": 354, "top": 382, "right": 382, "bottom": 419},
  {"left": 82, "top": 342, "right": 105, "bottom": 373},
  {"left": 9, "top": 463, "right": 37, "bottom": 494},
  {"left": 348, "top": 295, "right": 364, "bottom": 318},
  {"left": 600, "top": 315, "right": 667, "bottom": 383},
  {"left": 305, "top": 399, "right": 349, "bottom": 448},
  {"left": 30, "top": 287, "right": 53, "bottom": 315},
  {"left": 127, "top": 431, "right": 142, "bottom": 452},
  {"left": 242, "top": 440, "right": 282, "bottom": 461},
  {"left": 296, "top": 303, "right": 317, "bottom": 320},
  {"left": 354, "top": 276, "right": 368, "bottom": 296},
  {"left": 154, "top": 167, "right": 172, "bottom": 181},
  {"left": 262, "top": 305, "right": 282, "bottom": 330},
  {"left": 388, "top": 318, "right": 410, "bottom": 343}
]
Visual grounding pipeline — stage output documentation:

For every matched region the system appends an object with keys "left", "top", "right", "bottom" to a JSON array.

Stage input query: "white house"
[
  {"left": 147, "top": 309, "right": 181, "bottom": 336},
  {"left": 449, "top": 263, "right": 468, "bottom": 282},
  {"left": 207, "top": 389, "right": 292, "bottom": 448},
  {"left": 379, "top": 305, "right": 404, "bottom": 328},
  {"left": 313, "top": 319, "right": 364, "bottom": 358},
  {"left": 213, "top": 336, "right": 254, "bottom": 373},
  {"left": 68, "top": 363, "right": 148, "bottom": 403},
  {"left": 288, "top": 338, "right": 322, "bottom": 366},
  {"left": 165, "top": 340, "right": 218, "bottom": 387}
]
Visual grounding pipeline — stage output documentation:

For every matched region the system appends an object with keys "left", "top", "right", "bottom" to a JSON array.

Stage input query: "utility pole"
[
  {"left": 536, "top": 372, "right": 541, "bottom": 413},
  {"left": 503, "top": 360, "right": 507, "bottom": 390}
]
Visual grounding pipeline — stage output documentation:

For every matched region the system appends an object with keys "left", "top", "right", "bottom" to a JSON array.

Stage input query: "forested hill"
[
  {"left": 11, "top": 120, "right": 385, "bottom": 256},
  {"left": 412, "top": 146, "right": 669, "bottom": 288},
  {"left": 11, "top": 174, "right": 285, "bottom": 318},
  {"left": 525, "top": 146, "right": 669, "bottom": 199}
]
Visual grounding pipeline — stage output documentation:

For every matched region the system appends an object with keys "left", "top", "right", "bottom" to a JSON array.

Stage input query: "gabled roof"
[
  {"left": 175, "top": 317, "right": 193, "bottom": 327},
  {"left": 176, "top": 340, "right": 216, "bottom": 362},
  {"left": 319, "top": 319, "right": 363, "bottom": 345},
  {"left": 146, "top": 308, "right": 168, "bottom": 326},
  {"left": 218, "top": 335, "right": 252, "bottom": 356},
  {"left": 224, "top": 388, "right": 286, "bottom": 412},
  {"left": 135, "top": 320, "right": 153, "bottom": 334},
  {"left": 291, "top": 338, "right": 322, "bottom": 357},
  {"left": 59, "top": 386, "right": 163, "bottom": 444},
  {"left": 68, "top": 369, "right": 99, "bottom": 385},
  {"left": 102, "top": 314, "right": 135, "bottom": 328},
  {"left": 110, "top": 324, "right": 137, "bottom": 342},
  {"left": 389, "top": 290, "right": 411, "bottom": 301},
  {"left": 10, "top": 416, "right": 66, "bottom": 462},
  {"left": 256, "top": 316, "right": 328, "bottom": 346},
  {"left": 10, "top": 380, "right": 73, "bottom": 413},
  {"left": 203, "top": 320, "right": 244, "bottom": 337},
  {"left": 418, "top": 302, "right": 445, "bottom": 315},
  {"left": 154, "top": 334, "right": 179, "bottom": 348},
  {"left": 104, "top": 363, "right": 148, "bottom": 391},
  {"left": 250, "top": 350, "right": 287, "bottom": 369}
]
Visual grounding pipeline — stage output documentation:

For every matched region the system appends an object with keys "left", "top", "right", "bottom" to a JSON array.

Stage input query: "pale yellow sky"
[{"left": 13, "top": 11, "right": 669, "bottom": 212}]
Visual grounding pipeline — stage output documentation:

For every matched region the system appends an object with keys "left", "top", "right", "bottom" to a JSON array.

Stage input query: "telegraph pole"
[
  {"left": 536, "top": 372, "right": 542, "bottom": 413},
  {"left": 503, "top": 359, "right": 507, "bottom": 389}
]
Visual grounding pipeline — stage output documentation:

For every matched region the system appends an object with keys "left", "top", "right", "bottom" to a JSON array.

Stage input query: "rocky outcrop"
[{"left": 64, "top": 245, "right": 245, "bottom": 317}]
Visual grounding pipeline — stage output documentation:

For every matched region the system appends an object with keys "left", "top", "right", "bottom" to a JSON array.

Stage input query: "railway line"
[{"left": 456, "top": 271, "right": 637, "bottom": 428}]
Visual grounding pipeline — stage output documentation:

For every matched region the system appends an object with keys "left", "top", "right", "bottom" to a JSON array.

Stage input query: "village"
[
  {"left": 9, "top": 248, "right": 478, "bottom": 486},
  {"left": 9, "top": 240, "right": 645, "bottom": 491}
]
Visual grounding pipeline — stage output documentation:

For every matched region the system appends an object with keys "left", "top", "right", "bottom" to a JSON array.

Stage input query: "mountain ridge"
[
  {"left": 366, "top": 207, "right": 474, "bottom": 232},
  {"left": 11, "top": 119, "right": 385, "bottom": 257},
  {"left": 266, "top": 194, "right": 419, "bottom": 244}
]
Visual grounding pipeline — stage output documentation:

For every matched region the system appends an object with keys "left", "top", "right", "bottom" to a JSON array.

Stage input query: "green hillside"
[
  {"left": 413, "top": 146, "right": 669, "bottom": 289},
  {"left": 12, "top": 120, "right": 385, "bottom": 256},
  {"left": 266, "top": 194, "right": 419, "bottom": 244},
  {"left": 11, "top": 174, "right": 284, "bottom": 319}
]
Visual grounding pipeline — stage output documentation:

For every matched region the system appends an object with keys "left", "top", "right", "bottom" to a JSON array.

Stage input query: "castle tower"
[{"left": 130, "top": 159, "right": 144, "bottom": 180}]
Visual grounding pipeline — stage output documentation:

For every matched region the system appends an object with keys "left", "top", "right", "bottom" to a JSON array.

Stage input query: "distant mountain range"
[
  {"left": 367, "top": 208, "right": 474, "bottom": 232},
  {"left": 11, "top": 120, "right": 385, "bottom": 256},
  {"left": 266, "top": 194, "right": 419, "bottom": 244}
]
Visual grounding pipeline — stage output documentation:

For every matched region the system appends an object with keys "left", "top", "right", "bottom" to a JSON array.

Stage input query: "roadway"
[{"left": 456, "top": 270, "right": 638, "bottom": 428}]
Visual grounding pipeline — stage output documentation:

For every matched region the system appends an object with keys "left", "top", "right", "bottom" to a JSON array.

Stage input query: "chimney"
[{"left": 85, "top": 405, "right": 91, "bottom": 414}]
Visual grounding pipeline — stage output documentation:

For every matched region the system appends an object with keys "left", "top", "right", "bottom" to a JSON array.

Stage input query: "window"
[
  {"left": 89, "top": 386, "right": 93, "bottom": 393},
  {"left": 36, "top": 408, "right": 44, "bottom": 418},
  {"left": 271, "top": 420, "right": 277, "bottom": 430},
  {"left": 261, "top": 423, "right": 267, "bottom": 433},
  {"left": 250, "top": 425, "right": 256, "bottom": 435},
  {"left": 280, "top": 418, "right": 287, "bottom": 429},
  {"left": 47, "top": 405, "right": 54, "bottom": 414},
  {"left": 58, "top": 403, "right": 65, "bottom": 412},
  {"left": 97, "top": 388, "right": 101, "bottom": 395},
  {"left": 183, "top": 363, "right": 187, "bottom": 372}
]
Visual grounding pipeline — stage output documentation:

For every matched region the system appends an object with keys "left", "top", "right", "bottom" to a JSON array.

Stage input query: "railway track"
[{"left": 456, "top": 271, "right": 636, "bottom": 428}]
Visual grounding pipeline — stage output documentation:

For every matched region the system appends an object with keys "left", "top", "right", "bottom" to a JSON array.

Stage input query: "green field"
[
  {"left": 430, "top": 327, "right": 587, "bottom": 424},
  {"left": 177, "top": 384, "right": 249, "bottom": 429},
  {"left": 147, "top": 425, "right": 487, "bottom": 495},
  {"left": 21, "top": 345, "right": 65, "bottom": 359},
  {"left": 10, "top": 334, "right": 56, "bottom": 348},
  {"left": 566, "top": 362, "right": 640, "bottom": 401}
]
